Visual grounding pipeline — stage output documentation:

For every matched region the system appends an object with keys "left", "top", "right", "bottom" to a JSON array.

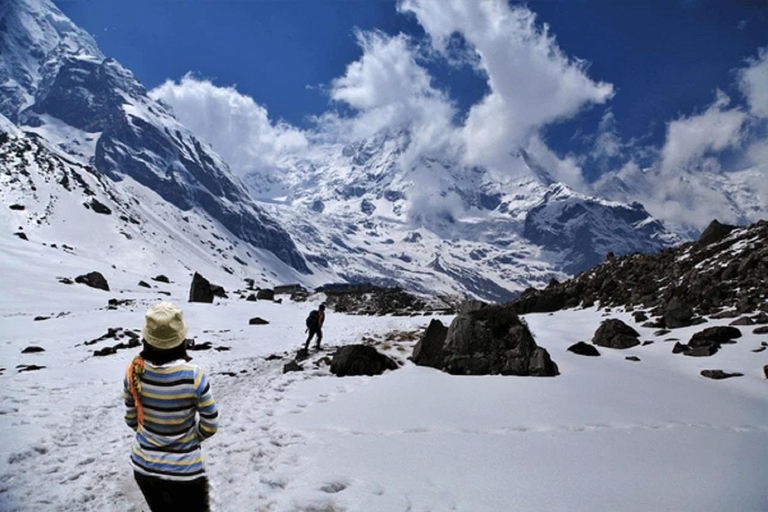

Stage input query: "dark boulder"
[
  {"left": 753, "top": 326, "right": 768, "bottom": 335},
  {"left": 417, "top": 304, "right": 558, "bottom": 376},
  {"left": 695, "top": 220, "right": 736, "bottom": 248},
  {"left": 729, "top": 317, "right": 754, "bottom": 326},
  {"left": 22, "top": 346, "right": 45, "bottom": 353},
  {"left": 663, "top": 296, "right": 694, "bottom": 328},
  {"left": 592, "top": 319, "right": 640, "bottom": 349},
  {"left": 700, "top": 369, "right": 743, "bottom": 380},
  {"left": 672, "top": 342, "right": 690, "bottom": 354},
  {"left": 188, "top": 341, "right": 213, "bottom": 351},
  {"left": 567, "top": 342, "right": 601, "bottom": 356},
  {"left": 685, "top": 345, "right": 719, "bottom": 357},
  {"left": 210, "top": 284, "right": 227, "bottom": 299},
  {"left": 412, "top": 319, "right": 449, "bottom": 366},
  {"left": 75, "top": 271, "right": 109, "bottom": 291},
  {"left": 689, "top": 326, "right": 741, "bottom": 345},
  {"left": 189, "top": 272, "right": 214, "bottom": 303},
  {"left": 153, "top": 275, "right": 170, "bottom": 283},
  {"left": 752, "top": 312, "right": 768, "bottom": 324},
  {"left": 249, "top": 317, "right": 269, "bottom": 325},
  {"left": 625, "top": 356, "right": 641, "bottom": 362},
  {"left": 138, "top": 280, "right": 151, "bottom": 288},
  {"left": 330, "top": 345, "right": 398, "bottom": 377},
  {"left": 764, "top": 365, "right": 768, "bottom": 379},
  {"left": 9, "top": 204, "right": 25, "bottom": 210},
  {"left": 14, "top": 231, "right": 28, "bottom": 241},
  {"left": 87, "top": 198, "right": 111, "bottom": 215},
  {"left": 256, "top": 289, "right": 275, "bottom": 301}
]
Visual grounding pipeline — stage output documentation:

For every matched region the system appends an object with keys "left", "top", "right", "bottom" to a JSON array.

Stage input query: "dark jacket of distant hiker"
[
  {"left": 124, "top": 302, "right": 219, "bottom": 512},
  {"left": 304, "top": 304, "right": 326, "bottom": 349}
]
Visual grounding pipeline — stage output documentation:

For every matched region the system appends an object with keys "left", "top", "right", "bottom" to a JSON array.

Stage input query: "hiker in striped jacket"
[{"left": 124, "top": 302, "right": 219, "bottom": 512}]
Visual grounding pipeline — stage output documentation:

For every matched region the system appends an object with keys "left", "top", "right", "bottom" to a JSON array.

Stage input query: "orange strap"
[{"left": 127, "top": 357, "right": 145, "bottom": 426}]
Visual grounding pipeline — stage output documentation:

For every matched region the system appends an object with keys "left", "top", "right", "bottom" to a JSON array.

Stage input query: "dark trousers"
[
  {"left": 134, "top": 471, "right": 210, "bottom": 512},
  {"left": 304, "top": 327, "right": 323, "bottom": 348}
]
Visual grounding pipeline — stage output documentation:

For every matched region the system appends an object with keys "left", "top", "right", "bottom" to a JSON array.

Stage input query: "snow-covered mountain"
[
  {"left": 0, "top": 0, "right": 308, "bottom": 275},
  {"left": 245, "top": 131, "right": 678, "bottom": 300},
  {"left": 1, "top": 0, "right": 680, "bottom": 301}
]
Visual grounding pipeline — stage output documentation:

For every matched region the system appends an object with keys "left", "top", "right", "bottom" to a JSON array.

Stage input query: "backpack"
[{"left": 306, "top": 310, "right": 319, "bottom": 329}]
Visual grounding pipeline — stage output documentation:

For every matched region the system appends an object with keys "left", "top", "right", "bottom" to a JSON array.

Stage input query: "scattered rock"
[
  {"left": 672, "top": 342, "right": 690, "bottom": 354},
  {"left": 214, "top": 346, "right": 231, "bottom": 352},
  {"left": 58, "top": 277, "right": 73, "bottom": 285},
  {"left": 567, "top": 342, "right": 601, "bottom": 356},
  {"left": 87, "top": 198, "right": 111, "bottom": 215},
  {"left": 411, "top": 319, "right": 449, "bottom": 366},
  {"left": 663, "top": 296, "right": 694, "bottom": 328},
  {"left": 330, "top": 345, "right": 398, "bottom": 377},
  {"left": 17, "top": 364, "right": 45, "bottom": 373},
  {"left": 729, "top": 317, "right": 754, "bottom": 326},
  {"left": 686, "top": 345, "right": 720, "bottom": 357},
  {"left": 210, "top": 285, "right": 227, "bottom": 299},
  {"left": 592, "top": 319, "right": 640, "bottom": 349},
  {"left": 700, "top": 369, "right": 743, "bottom": 380},
  {"left": 75, "top": 271, "right": 109, "bottom": 291},
  {"left": 295, "top": 348, "right": 310, "bottom": 361},
  {"left": 632, "top": 311, "right": 648, "bottom": 323},
  {"left": 249, "top": 317, "right": 269, "bottom": 325},
  {"left": 256, "top": 289, "right": 275, "bottom": 301},
  {"left": 107, "top": 298, "right": 134, "bottom": 310},
  {"left": 625, "top": 356, "right": 641, "bottom": 362},
  {"left": 245, "top": 294, "right": 257, "bottom": 302},
  {"left": 14, "top": 232, "right": 28, "bottom": 241},
  {"left": 764, "top": 365, "right": 768, "bottom": 379},
  {"left": 93, "top": 346, "right": 117, "bottom": 357},
  {"left": 642, "top": 340, "right": 654, "bottom": 346},
  {"left": 689, "top": 326, "right": 741, "bottom": 345},
  {"left": 751, "top": 346, "right": 766, "bottom": 353},
  {"left": 751, "top": 312, "right": 768, "bottom": 324},
  {"left": 138, "top": 280, "right": 151, "bottom": 288},
  {"left": 188, "top": 341, "right": 213, "bottom": 351},
  {"left": 265, "top": 354, "right": 283, "bottom": 361},
  {"left": 283, "top": 360, "right": 304, "bottom": 373},
  {"left": 654, "top": 329, "right": 671, "bottom": 336},
  {"left": 33, "top": 316, "right": 49, "bottom": 321},
  {"left": 21, "top": 346, "right": 45, "bottom": 353},
  {"left": 153, "top": 275, "right": 170, "bottom": 283},
  {"left": 9, "top": 204, "right": 25, "bottom": 210},
  {"left": 189, "top": 272, "right": 214, "bottom": 303},
  {"left": 696, "top": 220, "right": 736, "bottom": 248},
  {"left": 753, "top": 326, "right": 768, "bottom": 335}
]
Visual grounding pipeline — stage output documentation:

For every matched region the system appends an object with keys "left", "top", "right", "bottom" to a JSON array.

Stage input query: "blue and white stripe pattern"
[{"left": 123, "top": 360, "right": 219, "bottom": 481}]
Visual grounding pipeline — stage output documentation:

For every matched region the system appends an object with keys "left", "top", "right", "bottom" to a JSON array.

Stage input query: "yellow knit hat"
[{"left": 142, "top": 302, "right": 188, "bottom": 350}]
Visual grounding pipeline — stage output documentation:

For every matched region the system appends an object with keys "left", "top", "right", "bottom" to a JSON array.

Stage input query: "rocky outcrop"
[
  {"left": 256, "top": 289, "right": 275, "bottom": 301},
  {"left": 411, "top": 319, "right": 449, "bottom": 367},
  {"left": 330, "top": 345, "right": 398, "bottom": 377},
  {"left": 700, "top": 369, "right": 743, "bottom": 380},
  {"left": 75, "top": 271, "right": 109, "bottom": 291},
  {"left": 510, "top": 220, "right": 768, "bottom": 326},
  {"left": 567, "top": 342, "right": 600, "bottom": 356},
  {"left": 672, "top": 326, "right": 741, "bottom": 357},
  {"left": 592, "top": 319, "right": 640, "bottom": 349},
  {"left": 189, "top": 272, "right": 214, "bottom": 303},
  {"left": 413, "top": 303, "right": 558, "bottom": 377},
  {"left": 249, "top": 317, "right": 269, "bottom": 325}
]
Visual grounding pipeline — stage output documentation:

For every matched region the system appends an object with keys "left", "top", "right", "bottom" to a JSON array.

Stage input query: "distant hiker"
[
  {"left": 304, "top": 304, "right": 326, "bottom": 350},
  {"left": 124, "top": 302, "right": 219, "bottom": 512}
]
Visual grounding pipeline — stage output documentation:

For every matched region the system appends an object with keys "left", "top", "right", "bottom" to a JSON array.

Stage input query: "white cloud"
[
  {"left": 592, "top": 110, "right": 622, "bottom": 160},
  {"left": 660, "top": 90, "right": 747, "bottom": 173},
  {"left": 739, "top": 47, "right": 768, "bottom": 118},
  {"left": 149, "top": 74, "right": 308, "bottom": 177},
  {"left": 398, "top": 0, "right": 613, "bottom": 170},
  {"left": 324, "top": 30, "right": 460, "bottom": 165}
]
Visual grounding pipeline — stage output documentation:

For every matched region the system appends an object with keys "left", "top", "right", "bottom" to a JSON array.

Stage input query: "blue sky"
[{"left": 55, "top": 0, "right": 767, "bottom": 190}]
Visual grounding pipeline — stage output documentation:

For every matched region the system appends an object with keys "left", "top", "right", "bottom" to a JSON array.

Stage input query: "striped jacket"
[{"left": 123, "top": 359, "right": 219, "bottom": 481}]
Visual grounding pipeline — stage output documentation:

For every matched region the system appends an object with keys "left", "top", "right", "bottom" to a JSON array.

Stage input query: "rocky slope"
[{"left": 510, "top": 219, "right": 768, "bottom": 326}]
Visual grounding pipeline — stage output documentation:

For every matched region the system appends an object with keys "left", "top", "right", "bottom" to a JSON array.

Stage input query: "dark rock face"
[
  {"left": 413, "top": 304, "right": 558, "bottom": 377},
  {"left": 592, "top": 319, "right": 640, "bottom": 349},
  {"left": 249, "top": 317, "right": 269, "bottom": 325},
  {"left": 689, "top": 327, "right": 742, "bottom": 345},
  {"left": 75, "top": 271, "right": 109, "bottom": 291},
  {"left": 663, "top": 297, "right": 694, "bottom": 329},
  {"left": 330, "top": 345, "right": 398, "bottom": 377},
  {"left": 700, "top": 369, "right": 743, "bottom": 380},
  {"left": 256, "top": 289, "right": 275, "bottom": 301},
  {"left": 189, "top": 272, "right": 214, "bottom": 303},
  {"left": 412, "top": 319, "right": 449, "bottom": 367},
  {"left": 567, "top": 342, "right": 601, "bottom": 356},
  {"left": 510, "top": 221, "right": 768, "bottom": 324},
  {"left": 696, "top": 220, "right": 736, "bottom": 248}
]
